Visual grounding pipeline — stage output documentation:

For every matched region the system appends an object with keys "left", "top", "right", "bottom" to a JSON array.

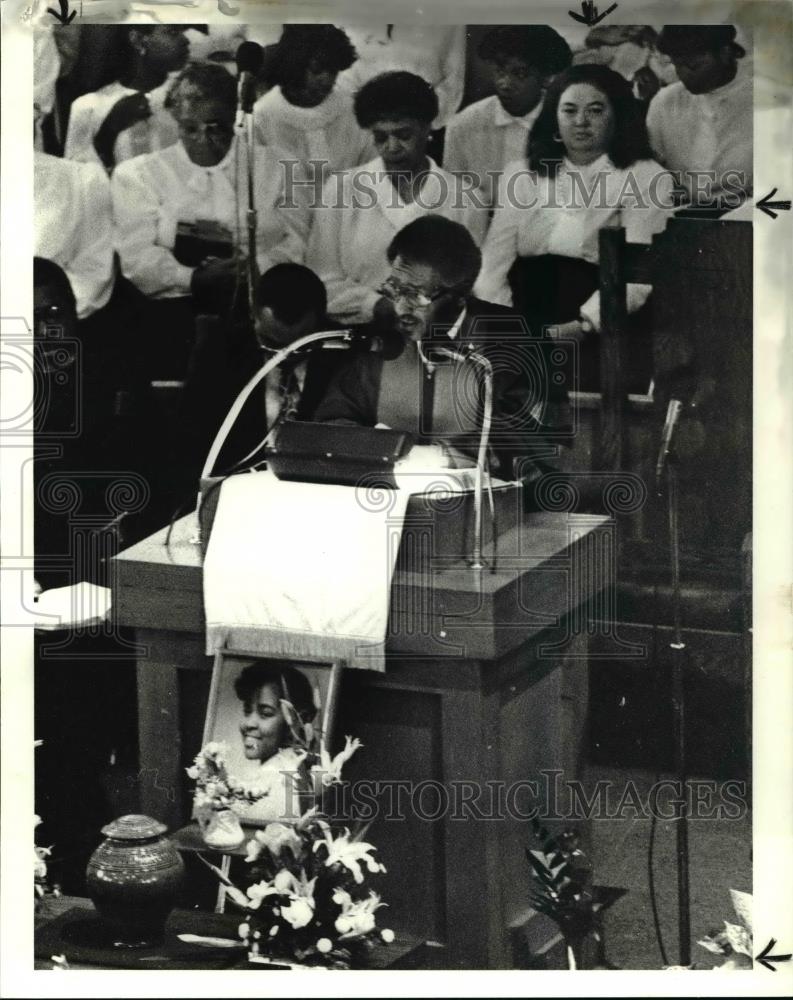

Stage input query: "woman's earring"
[{"left": 553, "top": 132, "right": 563, "bottom": 143}]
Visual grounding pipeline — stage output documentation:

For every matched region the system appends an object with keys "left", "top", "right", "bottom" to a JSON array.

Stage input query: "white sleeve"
[
  {"left": 68, "top": 165, "right": 114, "bottom": 318},
  {"left": 305, "top": 175, "right": 380, "bottom": 325},
  {"left": 64, "top": 95, "right": 103, "bottom": 167},
  {"left": 442, "top": 114, "right": 467, "bottom": 175},
  {"left": 258, "top": 154, "right": 312, "bottom": 272},
  {"left": 111, "top": 160, "right": 193, "bottom": 298},
  {"left": 433, "top": 26, "right": 466, "bottom": 129},
  {"left": 645, "top": 93, "right": 668, "bottom": 167},
  {"left": 355, "top": 127, "right": 378, "bottom": 167},
  {"left": 460, "top": 198, "right": 489, "bottom": 248},
  {"left": 621, "top": 162, "right": 676, "bottom": 245},
  {"left": 260, "top": 201, "right": 309, "bottom": 273},
  {"left": 579, "top": 163, "right": 675, "bottom": 330},
  {"left": 473, "top": 201, "right": 521, "bottom": 306}
]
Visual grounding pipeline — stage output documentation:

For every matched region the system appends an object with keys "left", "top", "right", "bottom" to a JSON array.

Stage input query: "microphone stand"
[
  {"left": 429, "top": 346, "right": 494, "bottom": 570},
  {"left": 656, "top": 414, "right": 691, "bottom": 967},
  {"left": 242, "top": 111, "right": 258, "bottom": 326}
]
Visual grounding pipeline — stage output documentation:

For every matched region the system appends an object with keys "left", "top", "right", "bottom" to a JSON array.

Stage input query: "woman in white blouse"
[
  {"left": 306, "top": 71, "right": 488, "bottom": 327},
  {"left": 475, "top": 64, "right": 674, "bottom": 391},
  {"left": 253, "top": 24, "right": 373, "bottom": 185},
  {"left": 64, "top": 25, "right": 189, "bottom": 171},
  {"left": 112, "top": 62, "right": 307, "bottom": 378}
]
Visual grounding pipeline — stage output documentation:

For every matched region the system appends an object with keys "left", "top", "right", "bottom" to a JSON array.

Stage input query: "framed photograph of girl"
[{"left": 198, "top": 649, "right": 342, "bottom": 826}]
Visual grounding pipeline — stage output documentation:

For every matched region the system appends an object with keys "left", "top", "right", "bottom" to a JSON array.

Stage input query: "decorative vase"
[
  {"left": 85, "top": 814, "right": 184, "bottom": 948},
  {"left": 198, "top": 808, "right": 245, "bottom": 850}
]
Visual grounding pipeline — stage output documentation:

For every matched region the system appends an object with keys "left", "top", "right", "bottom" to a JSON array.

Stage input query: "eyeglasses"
[
  {"left": 377, "top": 278, "right": 458, "bottom": 309},
  {"left": 177, "top": 120, "right": 234, "bottom": 142}
]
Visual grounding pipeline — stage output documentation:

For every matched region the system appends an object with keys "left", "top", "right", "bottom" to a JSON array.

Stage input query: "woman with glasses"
[
  {"left": 474, "top": 63, "right": 674, "bottom": 392},
  {"left": 444, "top": 26, "right": 572, "bottom": 212},
  {"left": 306, "top": 71, "right": 488, "bottom": 328},
  {"left": 111, "top": 61, "right": 308, "bottom": 381}
]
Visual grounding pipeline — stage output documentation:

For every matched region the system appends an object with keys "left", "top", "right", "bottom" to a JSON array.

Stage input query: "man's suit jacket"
[{"left": 312, "top": 297, "right": 564, "bottom": 478}]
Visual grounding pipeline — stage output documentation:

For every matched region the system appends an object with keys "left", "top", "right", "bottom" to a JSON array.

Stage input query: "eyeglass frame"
[{"left": 377, "top": 277, "right": 467, "bottom": 310}]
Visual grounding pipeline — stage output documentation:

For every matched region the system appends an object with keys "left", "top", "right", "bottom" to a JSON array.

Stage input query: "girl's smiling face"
[{"left": 239, "top": 681, "right": 288, "bottom": 762}]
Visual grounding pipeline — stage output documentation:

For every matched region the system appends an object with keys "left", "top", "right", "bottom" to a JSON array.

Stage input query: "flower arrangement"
[
  {"left": 698, "top": 889, "right": 753, "bottom": 970},
  {"left": 34, "top": 742, "right": 60, "bottom": 912},
  {"left": 34, "top": 814, "right": 60, "bottom": 908},
  {"left": 190, "top": 681, "right": 391, "bottom": 967},
  {"left": 202, "top": 807, "right": 392, "bottom": 968},
  {"left": 186, "top": 741, "right": 271, "bottom": 817},
  {"left": 194, "top": 713, "right": 392, "bottom": 968}
]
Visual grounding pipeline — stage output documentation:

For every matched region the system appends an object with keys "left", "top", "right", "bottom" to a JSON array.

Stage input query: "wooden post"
[{"left": 598, "top": 226, "right": 628, "bottom": 471}]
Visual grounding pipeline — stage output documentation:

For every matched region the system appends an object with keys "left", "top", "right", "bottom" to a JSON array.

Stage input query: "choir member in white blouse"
[
  {"left": 444, "top": 26, "right": 572, "bottom": 212},
  {"left": 112, "top": 62, "right": 307, "bottom": 379},
  {"left": 64, "top": 25, "right": 190, "bottom": 171},
  {"left": 34, "top": 67, "right": 114, "bottom": 320},
  {"left": 306, "top": 71, "right": 488, "bottom": 327},
  {"left": 253, "top": 25, "right": 373, "bottom": 186},
  {"left": 338, "top": 25, "right": 466, "bottom": 131},
  {"left": 647, "top": 26, "right": 752, "bottom": 212},
  {"left": 474, "top": 64, "right": 674, "bottom": 391}
]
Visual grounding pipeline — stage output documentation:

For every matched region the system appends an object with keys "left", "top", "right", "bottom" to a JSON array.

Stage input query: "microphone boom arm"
[{"left": 199, "top": 329, "right": 354, "bottom": 486}]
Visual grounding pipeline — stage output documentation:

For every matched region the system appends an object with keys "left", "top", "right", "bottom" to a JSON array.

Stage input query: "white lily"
[
  {"left": 310, "top": 736, "right": 363, "bottom": 788},
  {"left": 334, "top": 890, "right": 384, "bottom": 938},
  {"left": 313, "top": 827, "right": 386, "bottom": 884},
  {"left": 245, "top": 823, "right": 303, "bottom": 863},
  {"left": 245, "top": 879, "right": 282, "bottom": 910}
]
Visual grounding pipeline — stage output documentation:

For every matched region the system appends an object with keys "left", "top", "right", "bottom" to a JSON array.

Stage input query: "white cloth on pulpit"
[{"left": 203, "top": 465, "right": 477, "bottom": 672}]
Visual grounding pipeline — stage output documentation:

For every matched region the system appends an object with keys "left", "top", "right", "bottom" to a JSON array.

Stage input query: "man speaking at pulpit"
[{"left": 312, "top": 215, "right": 562, "bottom": 480}]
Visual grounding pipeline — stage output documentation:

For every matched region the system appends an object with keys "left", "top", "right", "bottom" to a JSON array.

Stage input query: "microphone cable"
[{"left": 647, "top": 572, "right": 670, "bottom": 966}]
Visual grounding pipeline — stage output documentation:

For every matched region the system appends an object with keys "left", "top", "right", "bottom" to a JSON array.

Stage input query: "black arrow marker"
[
  {"left": 756, "top": 938, "right": 792, "bottom": 971},
  {"left": 569, "top": 1, "right": 619, "bottom": 26},
  {"left": 757, "top": 188, "right": 792, "bottom": 219},
  {"left": 47, "top": 0, "right": 76, "bottom": 24}
]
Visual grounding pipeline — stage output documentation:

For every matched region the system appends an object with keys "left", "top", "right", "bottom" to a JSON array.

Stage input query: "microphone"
[
  {"left": 350, "top": 329, "right": 404, "bottom": 359},
  {"left": 260, "top": 328, "right": 404, "bottom": 360},
  {"left": 235, "top": 41, "right": 264, "bottom": 116},
  {"left": 655, "top": 398, "right": 683, "bottom": 485},
  {"left": 323, "top": 330, "right": 404, "bottom": 359}
]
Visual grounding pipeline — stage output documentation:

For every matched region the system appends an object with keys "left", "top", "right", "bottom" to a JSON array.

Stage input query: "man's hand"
[{"left": 93, "top": 93, "right": 152, "bottom": 168}]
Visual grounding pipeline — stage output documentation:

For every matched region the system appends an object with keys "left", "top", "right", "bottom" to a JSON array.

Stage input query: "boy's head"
[
  {"left": 255, "top": 264, "right": 328, "bottom": 349},
  {"left": 478, "top": 26, "right": 572, "bottom": 117},
  {"left": 657, "top": 25, "right": 744, "bottom": 94}
]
